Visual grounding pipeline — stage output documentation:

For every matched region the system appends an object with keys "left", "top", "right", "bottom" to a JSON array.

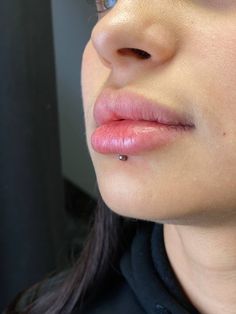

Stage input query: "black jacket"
[
  {"left": 6, "top": 222, "right": 200, "bottom": 314},
  {"left": 74, "top": 222, "right": 199, "bottom": 314}
]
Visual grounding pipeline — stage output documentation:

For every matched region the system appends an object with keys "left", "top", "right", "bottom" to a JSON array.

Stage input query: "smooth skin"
[{"left": 81, "top": 1, "right": 236, "bottom": 313}]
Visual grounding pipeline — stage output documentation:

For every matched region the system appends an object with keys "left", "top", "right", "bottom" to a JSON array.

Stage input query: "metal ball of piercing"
[{"left": 118, "top": 155, "right": 128, "bottom": 161}]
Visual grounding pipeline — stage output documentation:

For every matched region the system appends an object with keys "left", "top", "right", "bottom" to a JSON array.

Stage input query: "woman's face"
[{"left": 81, "top": 0, "right": 236, "bottom": 226}]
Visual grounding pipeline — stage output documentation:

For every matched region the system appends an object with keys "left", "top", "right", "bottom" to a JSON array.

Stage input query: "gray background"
[{"left": 51, "top": 0, "right": 98, "bottom": 198}]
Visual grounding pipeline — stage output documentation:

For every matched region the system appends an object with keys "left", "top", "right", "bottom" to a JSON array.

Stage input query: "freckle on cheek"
[{"left": 223, "top": 132, "right": 226, "bottom": 136}]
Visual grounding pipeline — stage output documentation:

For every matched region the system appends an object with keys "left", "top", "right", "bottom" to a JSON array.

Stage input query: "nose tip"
[{"left": 91, "top": 6, "right": 179, "bottom": 70}]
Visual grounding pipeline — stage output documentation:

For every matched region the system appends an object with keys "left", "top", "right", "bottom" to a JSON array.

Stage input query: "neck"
[{"left": 164, "top": 223, "right": 236, "bottom": 314}]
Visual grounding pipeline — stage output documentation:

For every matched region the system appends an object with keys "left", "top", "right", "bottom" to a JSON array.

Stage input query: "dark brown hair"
[{"left": 5, "top": 193, "right": 137, "bottom": 313}]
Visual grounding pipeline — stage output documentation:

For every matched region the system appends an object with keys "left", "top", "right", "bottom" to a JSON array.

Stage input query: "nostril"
[
  {"left": 131, "top": 48, "right": 151, "bottom": 59},
  {"left": 118, "top": 48, "right": 151, "bottom": 60}
]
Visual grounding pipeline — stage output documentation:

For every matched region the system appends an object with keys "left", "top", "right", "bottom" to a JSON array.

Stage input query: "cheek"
[{"left": 183, "top": 21, "right": 236, "bottom": 139}]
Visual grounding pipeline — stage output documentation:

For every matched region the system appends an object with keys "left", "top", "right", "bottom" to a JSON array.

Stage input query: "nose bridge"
[{"left": 91, "top": 2, "right": 179, "bottom": 68}]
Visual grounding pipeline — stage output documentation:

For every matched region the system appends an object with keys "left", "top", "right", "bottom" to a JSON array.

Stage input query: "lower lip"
[{"left": 91, "top": 120, "right": 192, "bottom": 155}]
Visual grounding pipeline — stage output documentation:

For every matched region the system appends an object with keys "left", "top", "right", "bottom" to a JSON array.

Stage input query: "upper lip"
[{"left": 93, "top": 88, "right": 195, "bottom": 128}]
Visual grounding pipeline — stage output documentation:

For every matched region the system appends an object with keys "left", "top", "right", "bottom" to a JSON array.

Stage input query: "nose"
[{"left": 91, "top": 2, "right": 179, "bottom": 70}]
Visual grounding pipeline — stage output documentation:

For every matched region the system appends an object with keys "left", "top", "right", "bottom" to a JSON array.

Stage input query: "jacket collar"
[{"left": 120, "top": 222, "right": 199, "bottom": 314}]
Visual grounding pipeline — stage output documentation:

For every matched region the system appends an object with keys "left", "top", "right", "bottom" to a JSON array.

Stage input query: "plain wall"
[{"left": 51, "top": 0, "right": 98, "bottom": 198}]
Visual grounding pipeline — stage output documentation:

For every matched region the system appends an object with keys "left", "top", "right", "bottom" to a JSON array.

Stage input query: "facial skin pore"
[{"left": 81, "top": 1, "right": 236, "bottom": 313}]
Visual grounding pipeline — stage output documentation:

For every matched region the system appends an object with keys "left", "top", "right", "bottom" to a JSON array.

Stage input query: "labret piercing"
[{"left": 118, "top": 154, "right": 128, "bottom": 161}]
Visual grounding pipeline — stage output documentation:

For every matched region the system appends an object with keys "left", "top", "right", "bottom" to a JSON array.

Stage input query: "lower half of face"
[{"left": 81, "top": 38, "right": 236, "bottom": 228}]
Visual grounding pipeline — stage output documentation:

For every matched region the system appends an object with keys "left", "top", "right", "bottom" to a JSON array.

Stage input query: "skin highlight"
[{"left": 81, "top": 1, "right": 236, "bottom": 313}]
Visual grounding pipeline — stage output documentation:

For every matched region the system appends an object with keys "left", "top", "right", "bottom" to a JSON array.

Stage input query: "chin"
[
  {"left": 96, "top": 173, "right": 185, "bottom": 224},
  {"left": 95, "top": 169, "right": 224, "bottom": 227}
]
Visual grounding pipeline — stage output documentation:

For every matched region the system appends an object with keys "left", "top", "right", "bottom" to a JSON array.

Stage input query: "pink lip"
[{"left": 91, "top": 89, "right": 195, "bottom": 155}]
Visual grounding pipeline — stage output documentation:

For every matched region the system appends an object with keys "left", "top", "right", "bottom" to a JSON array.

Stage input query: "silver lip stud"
[{"left": 119, "top": 154, "right": 128, "bottom": 161}]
